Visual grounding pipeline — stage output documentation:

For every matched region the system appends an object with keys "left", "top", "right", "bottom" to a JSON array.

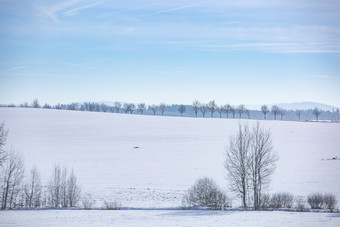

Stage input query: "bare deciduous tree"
[
  {"left": 312, "top": 107, "right": 322, "bottom": 121},
  {"left": 271, "top": 105, "right": 280, "bottom": 120},
  {"left": 137, "top": 103, "right": 146, "bottom": 115},
  {"left": 67, "top": 103, "right": 79, "bottom": 111},
  {"left": 279, "top": 108, "right": 286, "bottom": 120},
  {"left": 0, "top": 150, "right": 25, "bottom": 209},
  {"left": 0, "top": 122, "right": 8, "bottom": 166},
  {"left": 248, "top": 123, "right": 278, "bottom": 210},
  {"left": 114, "top": 102, "right": 122, "bottom": 113},
  {"left": 225, "top": 123, "right": 277, "bottom": 210},
  {"left": 24, "top": 165, "right": 42, "bottom": 208},
  {"left": 48, "top": 164, "right": 62, "bottom": 207},
  {"left": 230, "top": 106, "right": 236, "bottom": 118},
  {"left": 178, "top": 105, "right": 186, "bottom": 117},
  {"left": 192, "top": 100, "right": 200, "bottom": 117},
  {"left": 129, "top": 104, "right": 135, "bottom": 114},
  {"left": 150, "top": 105, "right": 157, "bottom": 115},
  {"left": 55, "top": 103, "right": 62, "bottom": 109},
  {"left": 224, "top": 104, "right": 231, "bottom": 118},
  {"left": 67, "top": 169, "right": 81, "bottom": 207},
  {"left": 100, "top": 103, "right": 109, "bottom": 112},
  {"left": 200, "top": 104, "right": 208, "bottom": 118},
  {"left": 208, "top": 100, "right": 217, "bottom": 118},
  {"left": 216, "top": 105, "right": 225, "bottom": 118},
  {"left": 295, "top": 109, "right": 302, "bottom": 121},
  {"left": 245, "top": 108, "right": 251, "bottom": 119},
  {"left": 43, "top": 103, "right": 51, "bottom": 109},
  {"left": 123, "top": 103, "right": 130, "bottom": 114},
  {"left": 261, "top": 105, "right": 269, "bottom": 120},
  {"left": 32, "top": 99, "right": 40, "bottom": 108},
  {"left": 236, "top": 105, "right": 245, "bottom": 118},
  {"left": 225, "top": 124, "right": 251, "bottom": 208},
  {"left": 159, "top": 103, "right": 166, "bottom": 116}
]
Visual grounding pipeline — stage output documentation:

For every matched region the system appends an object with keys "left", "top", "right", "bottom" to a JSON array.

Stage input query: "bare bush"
[
  {"left": 182, "top": 177, "right": 228, "bottom": 210},
  {"left": 103, "top": 200, "right": 121, "bottom": 210},
  {"left": 307, "top": 193, "right": 324, "bottom": 209},
  {"left": 270, "top": 192, "right": 294, "bottom": 209},
  {"left": 324, "top": 193, "right": 337, "bottom": 212},
  {"left": 82, "top": 194, "right": 94, "bottom": 210},
  {"left": 259, "top": 193, "right": 270, "bottom": 210},
  {"left": 295, "top": 197, "right": 306, "bottom": 212},
  {"left": 0, "top": 122, "right": 8, "bottom": 166}
]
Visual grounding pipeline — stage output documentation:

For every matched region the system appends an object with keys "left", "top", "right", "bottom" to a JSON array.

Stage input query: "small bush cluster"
[
  {"left": 307, "top": 193, "right": 337, "bottom": 212},
  {"left": 103, "top": 200, "right": 121, "bottom": 210},
  {"left": 182, "top": 177, "right": 229, "bottom": 210},
  {"left": 270, "top": 192, "right": 294, "bottom": 209}
]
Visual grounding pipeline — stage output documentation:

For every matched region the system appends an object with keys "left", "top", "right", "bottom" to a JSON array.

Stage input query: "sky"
[{"left": 1, "top": 0, "right": 340, "bottom": 107}]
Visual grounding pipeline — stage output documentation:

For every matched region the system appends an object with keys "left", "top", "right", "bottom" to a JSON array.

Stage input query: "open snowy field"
[
  {"left": 1, "top": 107, "right": 340, "bottom": 226},
  {"left": 1, "top": 209, "right": 340, "bottom": 227},
  {"left": 0, "top": 107, "right": 340, "bottom": 207}
]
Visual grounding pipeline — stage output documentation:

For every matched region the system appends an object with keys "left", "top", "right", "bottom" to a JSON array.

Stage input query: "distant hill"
[
  {"left": 272, "top": 102, "right": 337, "bottom": 111},
  {"left": 247, "top": 102, "right": 338, "bottom": 111}
]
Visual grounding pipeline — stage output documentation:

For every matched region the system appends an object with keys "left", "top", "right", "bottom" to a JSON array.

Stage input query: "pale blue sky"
[{"left": 1, "top": 0, "right": 340, "bottom": 107}]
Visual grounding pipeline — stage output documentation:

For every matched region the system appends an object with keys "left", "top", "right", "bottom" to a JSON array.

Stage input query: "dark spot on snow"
[{"left": 133, "top": 146, "right": 140, "bottom": 149}]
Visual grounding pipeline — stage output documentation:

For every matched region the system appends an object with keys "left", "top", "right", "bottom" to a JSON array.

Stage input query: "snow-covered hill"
[{"left": 0, "top": 107, "right": 339, "bottom": 208}]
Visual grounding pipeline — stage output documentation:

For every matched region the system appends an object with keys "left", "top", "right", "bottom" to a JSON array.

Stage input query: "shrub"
[
  {"left": 270, "top": 192, "right": 294, "bottom": 209},
  {"left": 103, "top": 200, "right": 121, "bottom": 210},
  {"left": 295, "top": 197, "right": 306, "bottom": 212},
  {"left": 323, "top": 193, "right": 337, "bottom": 212},
  {"left": 182, "top": 177, "right": 229, "bottom": 210},
  {"left": 259, "top": 193, "right": 271, "bottom": 210},
  {"left": 81, "top": 194, "right": 94, "bottom": 210},
  {"left": 307, "top": 193, "right": 324, "bottom": 209}
]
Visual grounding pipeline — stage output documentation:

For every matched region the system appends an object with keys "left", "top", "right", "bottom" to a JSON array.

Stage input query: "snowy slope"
[{"left": 0, "top": 107, "right": 339, "bottom": 208}]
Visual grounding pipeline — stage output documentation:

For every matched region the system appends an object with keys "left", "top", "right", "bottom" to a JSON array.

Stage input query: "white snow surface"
[
  {"left": 0, "top": 107, "right": 340, "bottom": 209},
  {"left": 1, "top": 209, "right": 340, "bottom": 227}
]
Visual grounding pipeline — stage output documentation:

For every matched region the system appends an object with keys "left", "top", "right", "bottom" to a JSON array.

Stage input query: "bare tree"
[
  {"left": 123, "top": 103, "right": 130, "bottom": 114},
  {"left": 32, "top": 99, "right": 40, "bottom": 108},
  {"left": 200, "top": 104, "right": 208, "bottom": 118},
  {"left": 248, "top": 123, "right": 278, "bottom": 210},
  {"left": 261, "top": 105, "right": 269, "bottom": 120},
  {"left": 0, "top": 150, "right": 25, "bottom": 209},
  {"left": 236, "top": 105, "right": 245, "bottom": 118},
  {"left": 67, "top": 169, "right": 81, "bottom": 207},
  {"left": 60, "top": 167, "right": 68, "bottom": 207},
  {"left": 192, "top": 100, "right": 200, "bottom": 117},
  {"left": 67, "top": 103, "right": 79, "bottom": 111},
  {"left": 178, "top": 105, "right": 186, "bottom": 117},
  {"left": 245, "top": 108, "right": 251, "bottom": 119},
  {"left": 137, "top": 103, "right": 146, "bottom": 115},
  {"left": 216, "top": 105, "right": 225, "bottom": 118},
  {"left": 43, "top": 103, "right": 51, "bottom": 109},
  {"left": 129, "top": 104, "right": 135, "bottom": 114},
  {"left": 279, "top": 108, "right": 286, "bottom": 120},
  {"left": 100, "top": 103, "right": 109, "bottom": 112},
  {"left": 271, "top": 105, "right": 280, "bottom": 120},
  {"left": 159, "top": 103, "right": 166, "bottom": 116},
  {"left": 225, "top": 124, "right": 251, "bottom": 208},
  {"left": 24, "top": 165, "right": 42, "bottom": 208},
  {"left": 295, "top": 109, "right": 302, "bottom": 121},
  {"left": 150, "top": 105, "right": 157, "bottom": 115},
  {"left": 48, "top": 164, "right": 62, "bottom": 207},
  {"left": 224, "top": 105, "right": 231, "bottom": 118},
  {"left": 312, "top": 107, "right": 322, "bottom": 121},
  {"left": 0, "top": 122, "right": 8, "bottom": 166},
  {"left": 114, "top": 102, "right": 122, "bottom": 113},
  {"left": 208, "top": 100, "right": 217, "bottom": 118},
  {"left": 230, "top": 106, "right": 236, "bottom": 118},
  {"left": 55, "top": 103, "right": 62, "bottom": 109}
]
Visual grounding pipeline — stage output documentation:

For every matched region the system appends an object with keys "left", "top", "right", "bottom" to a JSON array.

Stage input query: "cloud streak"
[
  {"left": 64, "top": 1, "right": 103, "bottom": 16},
  {"left": 151, "top": 1, "right": 210, "bottom": 15},
  {"left": 0, "top": 66, "right": 25, "bottom": 73}
]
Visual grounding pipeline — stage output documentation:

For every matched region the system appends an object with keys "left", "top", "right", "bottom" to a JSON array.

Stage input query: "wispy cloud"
[
  {"left": 151, "top": 1, "right": 210, "bottom": 15},
  {"left": 0, "top": 66, "right": 25, "bottom": 73},
  {"left": 311, "top": 75, "right": 340, "bottom": 79},
  {"left": 64, "top": 1, "right": 103, "bottom": 16}
]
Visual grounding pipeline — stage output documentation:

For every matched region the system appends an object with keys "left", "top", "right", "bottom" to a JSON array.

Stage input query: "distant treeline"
[{"left": 1, "top": 99, "right": 340, "bottom": 122}]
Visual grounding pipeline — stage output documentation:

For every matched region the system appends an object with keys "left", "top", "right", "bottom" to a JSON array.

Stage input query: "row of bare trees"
[
  {"left": 11, "top": 99, "right": 328, "bottom": 121},
  {"left": 0, "top": 123, "right": 81, "bottom": 210}
]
